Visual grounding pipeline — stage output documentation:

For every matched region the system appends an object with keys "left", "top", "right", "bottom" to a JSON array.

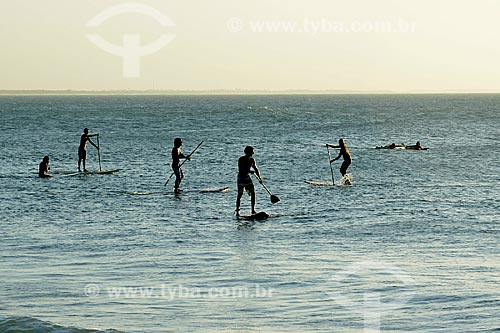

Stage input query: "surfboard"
[
  {"left": 375, "top": 146, "right": 429, "bottom": 150},
  {"left": 237, "top": 211, "right": 269, "bottom": 221},
  {"left": 374, "top": 146, "right": 405, "bottom": 149},
  {"left": 305, "top": 181, "right": 334, "bottom": 186},
  {"left": 406, "top": 147, "right": 430, "bottom": 150}
]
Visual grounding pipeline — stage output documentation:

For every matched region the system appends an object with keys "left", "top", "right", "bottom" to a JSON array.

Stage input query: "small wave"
[{"left": 0, "top": 316, "right": 122, "bottom": 333}]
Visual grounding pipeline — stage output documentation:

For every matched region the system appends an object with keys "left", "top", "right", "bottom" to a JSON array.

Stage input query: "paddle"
[
  {"left": 326, "top": 144, "right": 335, "bottom": 185},
  {"left": 164, "top": 141, "right": 204, "bottom": 186},
  {"left": 254, "top": 174, "right": 280, "bottom": 204},
  {"left": 96, "top": 134, "right": 102, "bottom": 172}
]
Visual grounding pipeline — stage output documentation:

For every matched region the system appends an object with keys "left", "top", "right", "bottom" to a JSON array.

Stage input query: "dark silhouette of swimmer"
[
  {"left": 171, "top": 138, "right": 190, "bottom": 193},
  {"left": 328, "top": 139, "right": 352, "bottom": 176},
  {"left": 39, "top": 156, "right": 52, "bottom": 178},
  {"left": 78, "top": 128, "right": 98, "bottom": 172},
  {"left": 235, "top": 146, "right": 261, "bottom": 216}
]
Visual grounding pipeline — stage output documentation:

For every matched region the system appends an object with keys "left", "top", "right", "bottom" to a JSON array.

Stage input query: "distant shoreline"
[{"left": 1, "top": 90, "right": 499, "bottom": 96}]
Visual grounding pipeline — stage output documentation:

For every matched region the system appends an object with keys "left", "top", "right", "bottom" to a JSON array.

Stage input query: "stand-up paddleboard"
[
  {"left": 54, "top": 169, "right": 121, "bottom": 176},
  {"left": 64, "top": 169, "right": 121, "bottom": 176},
  {"left": 305, "top": 181, "right": 334, "bottom": 187},
  {"left": 237, "top": 211, "right": 269, "bottom": 221},
  {"left": 198, "top": 187, "right": 229, "bottom": 193},
  {"left": 127, "top": 191, "right": 161, "bottom": 196},
  {"left": 179, "top": 187, "right": 230, "bottom": 194},
  {"left": 306, "top": 176, "right": 352, "bottom": 187},
  {"left": 128, "top": 186, "right": 229, "bottom": 196},
  {"left": 91, "top": 169, "right": 121, "bottom": 175},
  {"left": 52, "top": 171, "right": 82, "bottom": 175}
]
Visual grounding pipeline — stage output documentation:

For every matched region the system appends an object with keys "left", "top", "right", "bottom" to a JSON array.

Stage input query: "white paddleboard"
[{"left": 305, "top": 181, "right": 334, "bottom": 187}]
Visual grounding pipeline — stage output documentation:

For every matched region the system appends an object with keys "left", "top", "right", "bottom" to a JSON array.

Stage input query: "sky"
[{"left": 1, "top": 0, "right": 500, "bottom": 92}]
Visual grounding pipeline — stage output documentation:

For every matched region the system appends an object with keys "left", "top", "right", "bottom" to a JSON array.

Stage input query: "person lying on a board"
[
  {"left": 328, "top": 138, "right": 352, "bottom": 176},
  {"left": 78, "top": 128, "right": 99, "bottom": 172},
  {"left": 235, "top": 146, "right": 261, "bottom": 217},
  {"left": 375, "top": 142, "right": 405, "bottom": 149},
  {"left": 39, "top": 156, "right": 52, "bottom": 178},
  {"left": 172, "top": 137, "right": 190, "bottom": 193},
  {"left": 405, "top": 141, "right": 426, "bottom": 150}
]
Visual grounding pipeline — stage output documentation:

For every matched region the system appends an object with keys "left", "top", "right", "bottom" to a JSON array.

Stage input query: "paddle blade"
[{"left": 270, "top": 195, "right": 280, "bottom": 204}]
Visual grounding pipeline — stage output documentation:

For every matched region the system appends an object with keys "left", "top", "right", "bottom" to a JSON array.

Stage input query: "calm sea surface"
[{"left": 0, "top": 95, "right": 499, "bottom": 332}]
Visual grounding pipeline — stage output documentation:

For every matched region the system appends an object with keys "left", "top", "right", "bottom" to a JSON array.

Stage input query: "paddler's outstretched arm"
[
  {"left": 88, "top": 137, "right": 99, "bottom": 149},
  {"left": 330, "top": 151, "right": 341, "bottom": 164}
]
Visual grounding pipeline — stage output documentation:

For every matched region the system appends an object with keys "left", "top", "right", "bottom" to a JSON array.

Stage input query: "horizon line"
[{"left": 1, "top": 89, "right": 499, "bottom": 96}]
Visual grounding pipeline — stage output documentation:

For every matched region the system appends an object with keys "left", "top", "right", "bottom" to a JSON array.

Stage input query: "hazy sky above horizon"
[{"left": 1, "top": 0, "right": 500, "bottom": 91}]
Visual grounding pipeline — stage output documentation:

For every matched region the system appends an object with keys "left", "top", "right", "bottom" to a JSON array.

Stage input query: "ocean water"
[{"left": 0, "top": 94, "right": 499, "bottom": 333}]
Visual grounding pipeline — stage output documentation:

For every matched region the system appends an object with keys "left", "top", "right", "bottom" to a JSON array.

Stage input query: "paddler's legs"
[
  {"left": 235, "top": 193, "right": 242, "bottom": 216},
  {"left": 78, "top": 149, "right": 86, "bottom": 172},
  {"left": 340, "top": 160, "right": 351, "bottom": 176},
  {"left": 173, "top": 167, "right": 183, "bottom": 192},
  {"left": 251, "top": 192, "right": 256, "bottom": 215},
  {"left": 235, "top": 181, "right": 245, "bottom": 216}
]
